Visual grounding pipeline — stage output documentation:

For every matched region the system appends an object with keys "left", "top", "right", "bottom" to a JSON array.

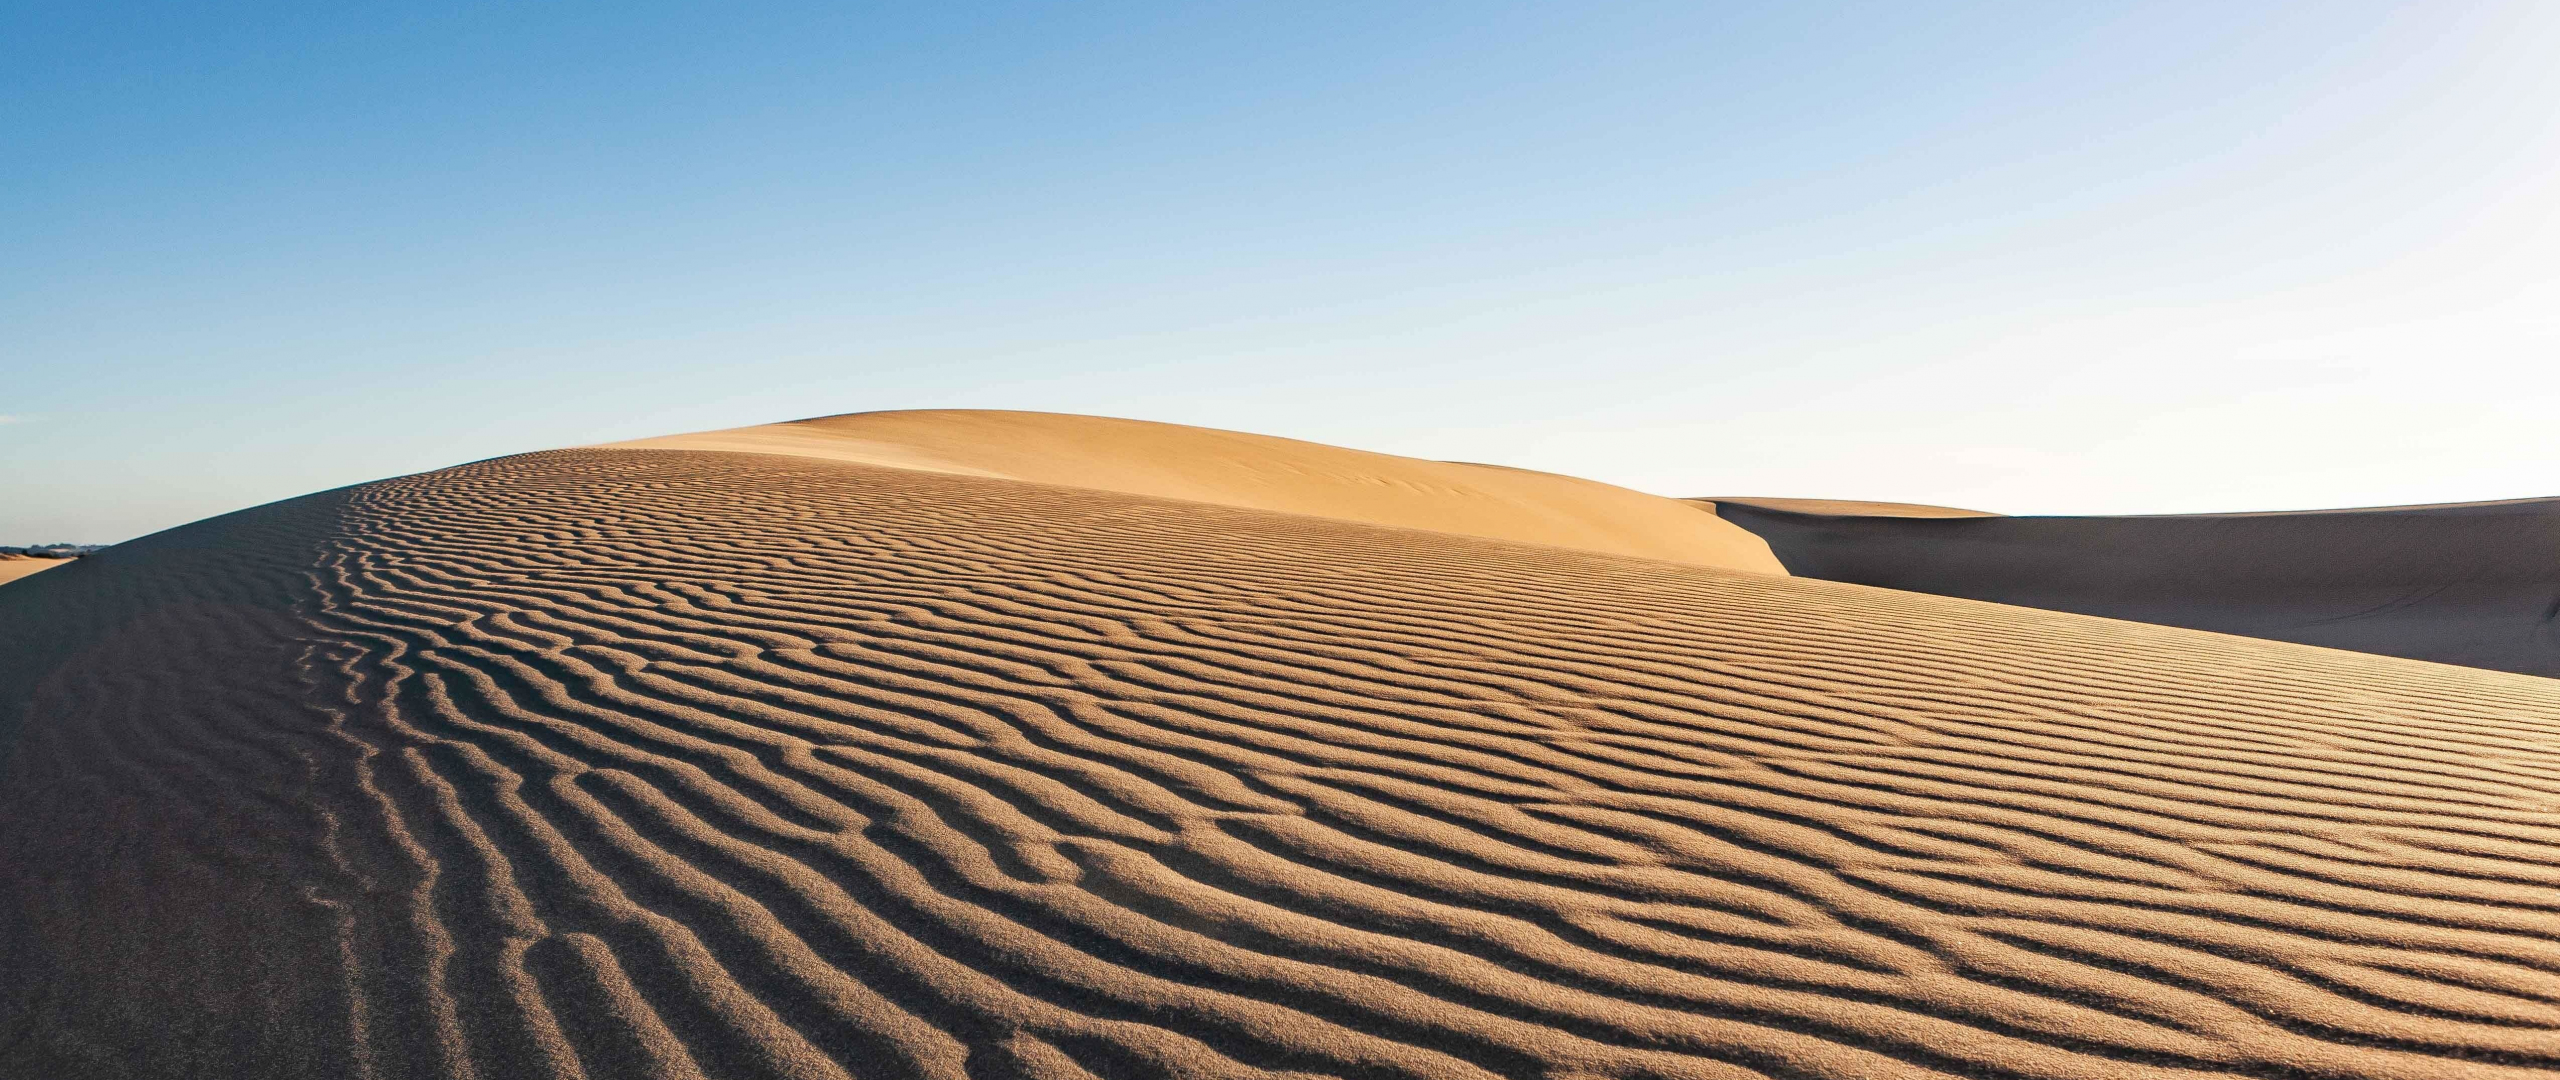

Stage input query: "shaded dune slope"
[
  {"left": 614, "top": 410, "right": 1784, "bottom": 574},
  {"left": 3, "top": 450, "right": 2559, "bottom": 1079},
  {"left": 1699, "top": 499, "right": 1998, "bottom": 520},
  {"left": 1709, "top": 499, "right": 2560, "bottom": 678}
]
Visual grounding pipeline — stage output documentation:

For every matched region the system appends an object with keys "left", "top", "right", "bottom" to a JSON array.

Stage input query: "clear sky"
[{"left": 8, "top": 1, "right": 2558, "bottom": 542}]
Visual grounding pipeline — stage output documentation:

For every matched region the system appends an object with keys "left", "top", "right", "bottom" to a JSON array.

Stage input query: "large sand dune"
[
  {"left": 615, "top": 410, "right": 1784, "bottom": 574},
  {"left": 1710, "top": 498, "right": 2560, "bottom": 678},
  {"left": 5, "top": 437, "right": 2558, "bottom": 1080}
]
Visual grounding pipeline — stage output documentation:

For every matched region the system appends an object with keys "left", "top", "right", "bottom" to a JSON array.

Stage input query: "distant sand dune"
[
  {"left": 1712, "top": 498, "right": 2560, "bottom": 677},
  {"left": 5, "top": 446, "right": 2557, "bottom": 1079},
  {"left": 614, "top": 410, "right": 1785, "bottom": 574}
]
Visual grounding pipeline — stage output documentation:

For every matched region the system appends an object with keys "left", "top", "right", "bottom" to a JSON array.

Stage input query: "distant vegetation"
[{"left": 0, "top": 545, "right": 106, "bottom": 559}]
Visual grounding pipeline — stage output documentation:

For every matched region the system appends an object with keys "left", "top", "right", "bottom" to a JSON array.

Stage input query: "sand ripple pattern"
[{"left": 4, "top": 449, "right": 2559, "bottom": 1080}]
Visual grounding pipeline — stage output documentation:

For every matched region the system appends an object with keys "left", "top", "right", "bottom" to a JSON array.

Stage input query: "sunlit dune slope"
[
  {"left": 5, "top": 448, "right": 2559, "bottom": 1080},
  {"left": 614, "top": 410, "right": 1785, "bottom": 574},
  {"left": 0, "top": 558, "right": 69, "bottom": 586},
  {"left": 1713, "top": 497, "right": 2560, "bottom": 677}
]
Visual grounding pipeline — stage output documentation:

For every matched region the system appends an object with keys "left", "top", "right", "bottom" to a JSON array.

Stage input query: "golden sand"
[{"left": 2, "top": 414, "right": 2553, "bottom": 1079}]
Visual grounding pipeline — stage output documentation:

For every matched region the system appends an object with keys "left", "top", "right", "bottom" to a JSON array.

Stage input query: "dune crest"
[{"left": 612, "top": 410, "right": 1785, "bottom": 574}]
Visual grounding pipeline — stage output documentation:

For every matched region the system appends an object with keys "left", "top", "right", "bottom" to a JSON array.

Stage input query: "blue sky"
[{"left": 7, "top": 1, "right": 2557, "bottom": 541}]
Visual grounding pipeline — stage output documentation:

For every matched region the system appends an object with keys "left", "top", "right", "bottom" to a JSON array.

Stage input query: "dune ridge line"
[{"left": 610, "top": 409, "right": 1786, "bottom": 575}]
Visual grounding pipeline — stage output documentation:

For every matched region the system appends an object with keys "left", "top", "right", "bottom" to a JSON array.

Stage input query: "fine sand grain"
[
  {"left": 1713, "top": 498, "right": 2560, "bottom": 677},
  {"left": 615, "top": 410, "right": 1785, "bottom": 574},
  {"left": 3, "top": 443, "right": 2557, "bottom": 1080}
]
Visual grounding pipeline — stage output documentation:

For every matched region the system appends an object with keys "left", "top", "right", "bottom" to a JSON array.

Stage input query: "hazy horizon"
[{"left": 10, "top": 1, "right": 2559, "bottom": 543}]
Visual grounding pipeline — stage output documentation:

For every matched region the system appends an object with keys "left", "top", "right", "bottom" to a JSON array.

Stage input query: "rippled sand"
[{"left": 2, "top": 436, "right": 2555, "bottom": 1079}]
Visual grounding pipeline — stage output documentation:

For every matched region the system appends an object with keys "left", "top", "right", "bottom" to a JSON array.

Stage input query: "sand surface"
[
  {"left": 615, "top": 410, "right": 1785, "bottom": 574},
  {"left": 0, "top": 557, "right": 69, "bottom": 586},
  {"left": 1701, "top": 498, "right": 1999, "bottom": 519},
  {"left": 4, "top": 442, "right": 2557, "bottom": 1080},
  {"left": 1713, "top": 498, "right": 2560, "bottom": 677}
]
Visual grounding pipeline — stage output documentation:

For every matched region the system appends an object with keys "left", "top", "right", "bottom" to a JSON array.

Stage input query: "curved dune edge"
[
  {"left": 1712, "top": 497, "right": 2560, "bottom": 677},
  {"left": 1696, "top": 498, "right": 2000, "bottom": 519},
  {"left": 5, "top": 448, "right": 2559, "bottom": 1079},
  {"left": 610, "top": 410, "right": 1786, "bottom": 575}
]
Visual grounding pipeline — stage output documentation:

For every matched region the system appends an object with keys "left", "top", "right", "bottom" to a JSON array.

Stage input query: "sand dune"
[
  {"left": 614, "top": 410, "right": 1785, "bottom": 574},
  {"left": 1702, "top": 498, "right": 1998, "bottom": 519},
  {"left": 0, "top": 557, "right": 71, "bottom": 586},
  {"left": 1712, "top": 497, "right": 2560, "bottom": 677},
  {"left": 4, "top": 439, "right": 2558, "bottom": 1080}
]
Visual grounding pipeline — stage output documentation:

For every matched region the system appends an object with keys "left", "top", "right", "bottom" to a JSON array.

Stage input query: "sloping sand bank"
[
  {"left": 4, "top": 448, "right": 2557, "bottom": 1079},
  {"left": 1702, "top": 498, "right": 1999, "bottom": 519},
  {"left": 615, "top": 410, "right": 1784, "bottom": 574},
  {"left": 0, "top": 557, "right": 70, "bottom": 586},
  {"left": 1712, "top": 498, "right": 2560, "bottom": 677}
]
